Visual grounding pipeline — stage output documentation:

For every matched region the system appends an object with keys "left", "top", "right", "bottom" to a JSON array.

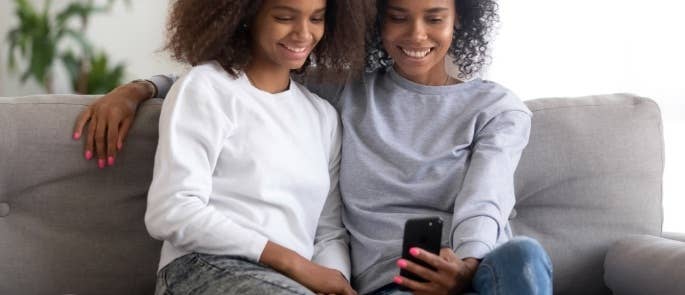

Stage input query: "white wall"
[
  {"left": 486, "top": 0, "right": 685, "bottom": 233},
  {"left": 0, "top": 0, "right": 183, "bottom": 96},
  {"left": 1, "top": 0, "right": 14, "bottom": 95}
]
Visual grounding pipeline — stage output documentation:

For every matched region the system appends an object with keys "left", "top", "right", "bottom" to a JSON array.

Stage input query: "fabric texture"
[
  {"left": 155, "top": 253, "right": 314, "bottom": 295},
  {"left": 0, "top": 93, "right": 667, "bottom": 295},
  {"left": 368, "top": 236, "right": 552, "bottom": 295},
  {"left": 511, "top": 94, "right": 664, "bottom": 295},
  {"left": 0, "top": 95, "right": 163, "bottom": 295},
  {"left": 334, "top": 68, "right": 531, "bottom": 294},
  {"left": 145, "top": 62, "right": 349, "bottom": 276},
  {"left": 604, "top": 235, "right": 685, "bottom": 295},
  {"left": 472, "top": 236, "right": 553, "bottom": 295}
]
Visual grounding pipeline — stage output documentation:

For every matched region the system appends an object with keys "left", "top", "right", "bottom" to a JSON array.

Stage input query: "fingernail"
[
  {"left": 117, "top": 142, "right": 123, "bottom": 151},
  {"left": 410, "top": 248, "right": 420, "bottom": 256},
  {"left": 85, "top": 150, "right": 93, "bottom": 160},
  {"left": 393, "top": 276, "right": 403, "bottom": 284},
  {"left": 397, "top": 259, "right": 407, "bottom": 268},
  {"left": 98, "top": 159, "right": 105, "bottom": 169},
  {"left": 73, "top": 132, "right": 81, "bottom": 140},
  {"left": 108, "top": 156, "right": 115, "bottom": 166}
]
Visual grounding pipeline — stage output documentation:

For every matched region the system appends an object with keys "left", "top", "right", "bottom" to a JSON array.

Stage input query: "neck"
[
  {"left": 393, "top": 64, "right": 457, "bottom": 86},
  {"left": 245, "top": 61, "right": 291, "bottom": 94}
]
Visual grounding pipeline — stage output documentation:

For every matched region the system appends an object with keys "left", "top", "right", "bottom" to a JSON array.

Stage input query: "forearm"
[
  {"left": 451, "top": 110, "right": 531, "bottom": 259},
  {"left": 259, "top": 241, "right": 307, "bottom": 275},
  {"left": 261, "top": 241, "right": 354, "bottom": 295}
]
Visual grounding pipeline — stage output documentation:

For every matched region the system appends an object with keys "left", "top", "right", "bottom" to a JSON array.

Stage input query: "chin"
[{"left": 396, "top": 63, "right": 431, "bottom": 75}]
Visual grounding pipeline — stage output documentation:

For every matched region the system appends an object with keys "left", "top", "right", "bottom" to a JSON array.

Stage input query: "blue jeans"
[
  {"left": 155, "top": 253, "right": 314, "bottom": 295},
  {"left": 372, "top": 236, "right": 553, "bottom": 295}
]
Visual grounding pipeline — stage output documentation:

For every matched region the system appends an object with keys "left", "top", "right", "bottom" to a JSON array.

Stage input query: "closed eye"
[
  {"left": 388, "top": 14, "right": 407, "bottom": 22},
  {"left": 274, "top": 16, "right": 294, "bottom": 22}
]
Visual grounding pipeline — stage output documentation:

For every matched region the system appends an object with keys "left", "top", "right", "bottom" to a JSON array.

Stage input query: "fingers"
[
  {"left": 85, "top": 113, "right": 97, "bottom": 161},
  {"left": 95, "top": 111, "right": 108, "bottom": 168},
  {"left": 392, "top": 275, "right": 432, "bottom": 293},
  {"left": 107, "top": 116, "right": 119, "bottom": 166},
  {"left": 73, "top": 107, "right": 93, "bottom": 141},
  {"left": 118, "top": 117, "right": 133, "bottom": 151},
  {"left": 409, "top": 247, "right": 450, "bottom": 270},
  {"left": 398, "top": 248, "right": 466, "bottom": 291},
  {"left": 397, "top": 258, "right": 440, "bottom": 283}
]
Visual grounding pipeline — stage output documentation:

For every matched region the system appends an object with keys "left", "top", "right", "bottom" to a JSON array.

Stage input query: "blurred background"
[{"left": 1, "top": 0, "right": 683, "bottom": 232}]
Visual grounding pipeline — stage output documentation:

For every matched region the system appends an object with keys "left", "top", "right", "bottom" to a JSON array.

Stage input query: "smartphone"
[{"left": 400, "top": 217, "right": 443, "bottom": 283}]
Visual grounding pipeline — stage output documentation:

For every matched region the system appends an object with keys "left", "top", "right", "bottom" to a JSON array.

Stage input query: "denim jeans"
[
  {"left": 371, "top": 236, "right": 553, "bottom": 295},
  {"left": 155, "top": 253, "right": 314, "bottom": 295}
]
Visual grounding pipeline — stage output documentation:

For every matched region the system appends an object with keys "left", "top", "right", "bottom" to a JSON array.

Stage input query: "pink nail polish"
[
  {"left": 117, "top": 142, "right": 123, "bottom": 151},
  {"left": 393, "top": 276, "right": 403, "bottom": 284},
  {"left": 98, "top": 159, "right": 105, "bottom": 169},
  {"left": 73, "top": 132, "right": 81, "bottom": 140},
  {"left": 397, "top": 259, "right": 407, "bottom": 268},
  {"left": 85, "top": 150, "right": 93, "bottom": 160},
  {"left": 108, "top": 156, "right": 115, "bottom": 166},
  {"left": 410, "top": 248, "right": 420, "bottom": 256}
]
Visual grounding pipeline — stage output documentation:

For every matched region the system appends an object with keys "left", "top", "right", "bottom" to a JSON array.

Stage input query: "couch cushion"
[
  {"left": 604, "top": 234, "right": 685, "bottom": 295},
  {"left": 0, "top": 95, "right": 163, "bottom": 295},
  {"left": 0, "top": 93, "right": 665, "bottom": 294},
  {"left": 512, "top": 94, "right": 664, "bottom": 295}
]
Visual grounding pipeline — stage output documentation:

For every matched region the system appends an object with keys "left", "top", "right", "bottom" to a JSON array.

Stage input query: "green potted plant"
[{"left": 6, "top": 0, "right": 128, "bottom": 94}]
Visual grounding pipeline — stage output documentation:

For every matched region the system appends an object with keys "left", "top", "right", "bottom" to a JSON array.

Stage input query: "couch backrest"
[
  {"left": 0, "top": 94, "right": 663, "bottom": 295},
  {"left": 0, "top": 95, "right": 162, "bottom": 295},
  {"left": 512, "top": 94, "right": 663, "bottom": 295}
]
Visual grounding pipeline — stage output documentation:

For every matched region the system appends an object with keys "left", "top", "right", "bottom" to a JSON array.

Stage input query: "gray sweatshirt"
[{"left": 151, "top": 67, "right": 531, "bottom": 294}]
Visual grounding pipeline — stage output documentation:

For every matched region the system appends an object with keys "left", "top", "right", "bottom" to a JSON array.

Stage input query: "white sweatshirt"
[{"left": 144, "top": 62, "right": 349, "bottom": 277}]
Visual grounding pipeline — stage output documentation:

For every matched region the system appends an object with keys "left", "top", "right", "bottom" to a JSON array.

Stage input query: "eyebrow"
[
  {"left": 387, "top": 6, "right": 450, "bottom": 14},
  {"left": 271, "top": 6, "right": 326, "bottom": 14}
]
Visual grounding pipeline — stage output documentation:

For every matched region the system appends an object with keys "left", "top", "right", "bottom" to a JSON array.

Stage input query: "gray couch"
[{"left": 1, "top": 93, "right": 683, "bottom": 295}]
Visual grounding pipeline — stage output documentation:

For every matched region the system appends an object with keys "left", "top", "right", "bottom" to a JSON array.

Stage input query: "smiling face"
[
  {"left": 381, "top": 0, "right": 456, "bottom": 84},
  {"left": 249, "top": 0, "right": 326, "bottom": 73}
]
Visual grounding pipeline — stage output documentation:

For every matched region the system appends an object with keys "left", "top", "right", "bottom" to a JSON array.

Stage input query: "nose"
[
  {"left": 409, "top": 20, "right": 428, "bottom": 42},
  {"left": 292, "top": 19, "right": 313, "bottom": 42}
]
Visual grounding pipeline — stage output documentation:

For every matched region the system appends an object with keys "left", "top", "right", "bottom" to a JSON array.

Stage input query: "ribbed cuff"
[
  {"left": 454, "top": 241, "right": 492, "bottom": 259},
  {"left": 312, "top": 242, "right": 351, "bottom": 280},
  {"left": 451, "top": 216, "right": 499, "bottom": 259},
  {"left": 148, "top": 75, "right": 176, "bottom": 99},
  {"left": 246, "top": 233, "right": 270, "bottom": 263}
]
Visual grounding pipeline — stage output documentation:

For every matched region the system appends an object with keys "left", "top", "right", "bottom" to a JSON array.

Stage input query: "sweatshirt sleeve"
[
  {"left": 311, "top": 107, "right": 351, "bottom": 280},
  {"left": 148, "top": 74, "right": 179, "bottom": 99},
  {"left": 144, "top": 72, "right": 269, "bottom": 262},
  {"left": 451, "top": 110, "right": 532, "bottom": 259}
]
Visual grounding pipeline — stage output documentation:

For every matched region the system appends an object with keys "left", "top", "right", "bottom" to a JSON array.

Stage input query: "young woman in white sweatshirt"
[{"left": 105, "top": 0, "right": 367, "bottom": 294}]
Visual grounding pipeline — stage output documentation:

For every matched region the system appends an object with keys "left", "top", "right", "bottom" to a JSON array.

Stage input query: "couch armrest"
[
  {"left": 663, "top": 231, "right": 685, "bottom": 243},
  {"left": 604, "top": 235, "right": 685, "bottom": 295}
]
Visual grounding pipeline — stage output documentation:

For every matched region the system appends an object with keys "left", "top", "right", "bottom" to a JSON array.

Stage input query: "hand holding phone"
[{"left": 400, "top": 217, "right": 443, "bottom": 282}]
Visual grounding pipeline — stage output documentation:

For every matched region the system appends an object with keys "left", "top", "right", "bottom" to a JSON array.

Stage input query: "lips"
[
  {"left": 278, "top": 42, "right": 312, "bottom": 61},
  {"left": 399, "top": 46, "right": 433, "bottom": 58},
  {"left": 282, "top": 44, "right": 307, "bottom": 53}
]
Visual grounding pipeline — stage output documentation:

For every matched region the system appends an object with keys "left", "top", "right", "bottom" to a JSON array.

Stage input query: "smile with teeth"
[
  {"left": 282, "top": 44, "right": 307, "bottom": 53},
  {"left": 400, "top": 47, "right": 433, "bottom": 58}
]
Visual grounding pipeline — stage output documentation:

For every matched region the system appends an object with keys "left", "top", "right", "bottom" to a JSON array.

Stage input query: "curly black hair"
[
  {"left": 366, "top": 0, "right": 499, "bottom": 79},
  {"left": 165, "top": 0, "right": 369, "bottom": 82}
]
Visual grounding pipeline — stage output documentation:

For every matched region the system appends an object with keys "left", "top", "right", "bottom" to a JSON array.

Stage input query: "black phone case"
[{"left": 400, "top": 217, "right": 443, "bottom": 283}]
